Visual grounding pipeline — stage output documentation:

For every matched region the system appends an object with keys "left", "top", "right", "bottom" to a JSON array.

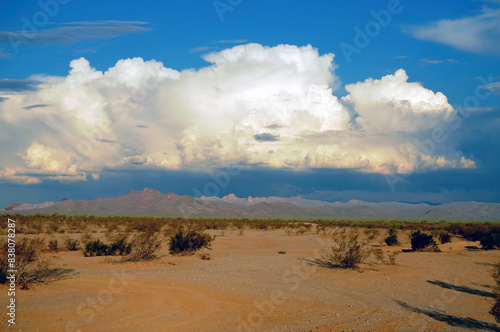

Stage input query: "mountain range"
[{"left": 2, "top": 188, "right": 499, "bottom": 221}]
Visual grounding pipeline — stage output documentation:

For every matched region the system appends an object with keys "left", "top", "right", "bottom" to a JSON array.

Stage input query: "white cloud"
[
  {"left": 0, "top": 44, "right": 476, "bottom": 184},
  {"left": 343, "top": 69, "right": 456, "bottom": 132},
  {"left": 405, "top": 8, "right": 500, "bottom": 53}
]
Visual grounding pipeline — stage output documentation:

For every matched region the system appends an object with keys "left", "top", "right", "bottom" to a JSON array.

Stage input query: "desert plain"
[{"left": 1, "top": 224, "right": 499, "bottom": 332}]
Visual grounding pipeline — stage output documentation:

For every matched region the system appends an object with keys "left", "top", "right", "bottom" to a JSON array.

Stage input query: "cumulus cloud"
[
  {"left": 343, "top": 69, "right": 455, "bottom": 132},
  {"left": 405, "top": 7, "right": 500, "bottom": 53},
  {"left": 0, "top": 43, "right": 476, "bottom": 184}
]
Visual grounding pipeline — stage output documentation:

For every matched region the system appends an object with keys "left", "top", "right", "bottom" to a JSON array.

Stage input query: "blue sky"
[{"left": 0, "top": 0, "right": 499, "bottom": 206}]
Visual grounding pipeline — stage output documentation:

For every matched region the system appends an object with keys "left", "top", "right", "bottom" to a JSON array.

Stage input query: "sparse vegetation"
[
  {"left": 64, "top": 239, "right": 79, "bottom": 251},
  {"left": 323, "top": 229, "right": 373, "bottom": 269},
  {"left": 278, "top": 251, "right": 286, "bottom": 254},
  {"left": 108, "top": 234, "right": 132, "bottom": 256},
  {"left": 200, "top": 253, "right": 211, "bottom": 260},
  {"left": 491, "top": 261, "right": 500, "bottom": 323},
  {"left": 48, "top": 239, "right": 58, "bottom": 251},
  {"left": 480, "top": 233, "right": 500, "bottom": 250},
  {"left": 373, "top": 249, "right": 398, "bottom": 265},
  {"left": 0, "top": 237, "right": 54, "bottom": 289},
  {"left": 410, "top": 230, "right": 440, "bottom": 252},
  {"left": 123, "top": 231, "right": 162, "bottom": 261},
  {"left": 438, "top": 231, "right": 452, "bottom": 244},
  {"left": 82, "top": 239, "right": 109, "bottom": 257},
  {"left": 168, "top": 230, "right": 214, "bottom": 255},
  {"left": 384, "top": 234, "right": 400, "bottom": 246}
]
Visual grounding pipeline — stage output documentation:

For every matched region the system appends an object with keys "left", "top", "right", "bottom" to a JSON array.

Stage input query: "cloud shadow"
[
  {"left": 395, "top": 300, "right": 498, "bottom": 331},
  {"left": 427, "top": 280, "right": 496, "bottom": 298}
]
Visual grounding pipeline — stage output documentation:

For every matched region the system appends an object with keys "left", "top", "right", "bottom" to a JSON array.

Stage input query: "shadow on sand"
[
  {"left": 395, "top": 300, "right": 498, "bottom": 331},
  {"left": 428, "top": 280, "right": 496, "bottom": 298},
  {"left": 24, "top": 268, "right": 78, "bottom": 287}
]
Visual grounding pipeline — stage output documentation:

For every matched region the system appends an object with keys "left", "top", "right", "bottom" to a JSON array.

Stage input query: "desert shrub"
[
  {"left": 439, "top": 231, "right": 452, "bottom": 244},
  {"left": 48, "top": 240, "right": 58, "bottom": 251},
  {"left": 64, "top": 239, "right": 79, "bottom": 251},
  {"left": 460, "top": 224, "right": 491, "bottom": 241},
  {"left": 45, "top": 221, "right": 60, "bottom": 234},
  {"left": 200, "top": 253, "right": 211, "bottom": 260},
  {"left": 107, "top": 234, "right": 132, "bottom": 256},
  {"left": 168, "top": 230, "right": 214, "bottom": 255},
  {"left": 124, "top": 231, "right": 162, "bottom": 261},
  {"left": 480, "top": 233, "right": 500, "bottom": 250},
  {"left": 80, "top": 232, "right": 93, "bottom": 244},
  {"left": 410, "top": 230, "right": 440, "bottom": 252},
  {"left": 364, "top": 228, "right": 380, "bottom": 239},
  {"left": 82, "top": 239, "right": 109, "bottom": 257},
  {"left": 278, "top": 251, "right": 287, "bottom": 254},
  {"left": 373, "top": 249, "right": 398, "bottom": 265},
  {"left": 0, "top": 237, "right": 53, "bottom": 288},
  {"left": 323, "top": 229, "right": 372, "bottom": 269},
  {"left": 491, "top": 262, "right": 500, "bottom": 322},
  {"left": 385, "top": 234, "right": 400, "bottom": 246}
]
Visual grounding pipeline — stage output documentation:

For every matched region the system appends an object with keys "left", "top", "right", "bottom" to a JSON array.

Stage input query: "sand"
[{"left": 1, "top": 228, "right": 499, "bottom": 331}]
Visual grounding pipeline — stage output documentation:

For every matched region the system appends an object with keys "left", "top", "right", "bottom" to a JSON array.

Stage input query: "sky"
[{"left": 0, "top": 0, "right": 499, "bottom": 206}]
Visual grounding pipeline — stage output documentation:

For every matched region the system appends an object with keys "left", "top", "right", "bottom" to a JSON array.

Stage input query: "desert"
[{"left": 1, "top": 216, "right": 499, "bottom": 331}]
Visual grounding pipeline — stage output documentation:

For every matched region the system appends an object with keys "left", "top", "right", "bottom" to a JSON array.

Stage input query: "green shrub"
[
  {"left": 410, "top": 230, "right": 440, "bottom": 252},
  {"left": 168, "top": 230, "right": 214, "bottom": 255},
  {"left": 82, "top": 239, "right": 109, "bottom": 257},
  {"left": 438, "top": 231, "right": 452, "bottom": 244},
  {"left": 107, "top": 235, "right": 132, "bottom": 256},
  {"left": 384, "top": 234, "right": 399, "bottom": 246},
  {"left": 480, "top": 233, "right": 500, "bottom": 250}
]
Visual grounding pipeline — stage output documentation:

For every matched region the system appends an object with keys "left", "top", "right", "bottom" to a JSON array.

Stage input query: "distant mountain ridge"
[{"left": 2, "top": 188, "right": 499, "bottom": 221}]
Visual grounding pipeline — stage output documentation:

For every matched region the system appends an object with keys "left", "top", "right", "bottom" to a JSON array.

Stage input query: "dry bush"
[
  {"left": 123, "top": 231, "right": 162, "bottom": 261},
  {"left": 373, "top": 249, "right": 399, "bottom": 265},
  {"left": 323, "top": 229, "right": 372, "bottom": 269},
  {"left": 80, "top": 232, "right": 93, "bottom": 244},
  {"left": 0, "top": 237, "right": 54, "bottom": 289},
  {"left": 64, "top": 239, "right": 79, "bottom": 251},
  {"left": 48, "top": 240, "right": 58, "bottom": 251}
]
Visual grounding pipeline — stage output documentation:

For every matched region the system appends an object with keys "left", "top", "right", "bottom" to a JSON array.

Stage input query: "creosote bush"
[
  {"left": 438, "top": 231, "right": 452, "bottom": 244},
  {"left": 123, "top": 231, "right": 162, "bottom": 262},
  {"left": 168, "top": 230, "right": 214, "bottom": 255},
  {"left": 0, "top": 237, "right": 53, "bottom": 289},
  {"left": 385, "top": 234, "right": 400, "bottom": 246},
  {"left": 48, "top": 240, "right": 58, "bottom": 251},
  {"left": 82, "top": 239, "right": 109, "bottom": 257},
  {"left": 410, "top": 230, "right": 440, "bottom": 252},
  {"left": 64, "top": 239, "right": 79, "bottom": 251},
  {"left": 323, "top": 229, "right": 373, "bottom": 269},
  {"left": 480, "top": 233, "right": 500, "bottom": 250},
  {"left": 373, "top": 249, "right": 398, "bottom": 265}
]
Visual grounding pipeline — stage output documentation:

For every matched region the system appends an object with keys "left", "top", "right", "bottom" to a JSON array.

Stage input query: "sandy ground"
[{"left": 1, "top": 228, "right": 499, "bottom": 331}]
